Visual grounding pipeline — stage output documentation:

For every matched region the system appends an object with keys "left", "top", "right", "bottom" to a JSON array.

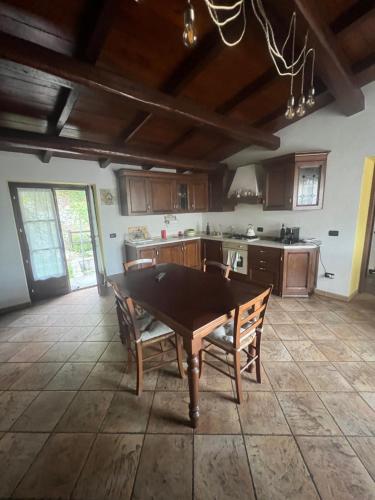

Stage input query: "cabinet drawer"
[{"left": 248, "top": 246, "right": 281, "bottom": 268}]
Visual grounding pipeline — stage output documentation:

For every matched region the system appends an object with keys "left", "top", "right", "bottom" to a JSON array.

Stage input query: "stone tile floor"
[{"left": 0, "top": 287, "right": 374, "bottom": 499}]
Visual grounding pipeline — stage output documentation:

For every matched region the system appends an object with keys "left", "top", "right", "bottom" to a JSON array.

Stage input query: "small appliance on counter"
[
  {"left": 278, "top": 226, "right": 301, "bottom": 245},
  {"left": 246, "top": 224, "right": 256, "bottom": 238}
]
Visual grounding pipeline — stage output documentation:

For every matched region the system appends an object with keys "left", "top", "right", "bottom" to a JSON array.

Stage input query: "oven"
[{"left": 222, "top": 242, "right": 248, "bottom": 275}]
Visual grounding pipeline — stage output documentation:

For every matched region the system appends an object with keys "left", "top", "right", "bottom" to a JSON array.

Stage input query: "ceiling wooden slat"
[
  {"left": 42, "top": 0, "right": 122, "bottom": 163},
  {"left": 0, "top": 128, "right": 220, "bottom": 172},
  {"left": 0, "top": 32, "right": 280, "bottom": 150},
  {"left": 294, "top": 0, "right": 365, "bottom": 116}
]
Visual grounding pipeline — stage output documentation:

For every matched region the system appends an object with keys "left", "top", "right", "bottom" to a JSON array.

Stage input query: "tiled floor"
[{"left": 0, "top": 288, "right": 374, "bottom": 499}]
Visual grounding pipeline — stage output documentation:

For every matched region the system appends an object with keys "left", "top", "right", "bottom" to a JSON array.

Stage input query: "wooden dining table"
[{"left": 108, "top": 263, "right": 265, "bottom": 428}]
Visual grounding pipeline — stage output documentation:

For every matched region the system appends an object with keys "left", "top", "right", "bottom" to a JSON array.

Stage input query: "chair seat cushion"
[
  {"left": 207, "top": 320, "right": 257, "bottom": 349},
  {"left": 139, "top": 320, "right": 173, "bottom": 342},
  {"left": 135, "top": 310, "right": 155, "bottom": 333}
]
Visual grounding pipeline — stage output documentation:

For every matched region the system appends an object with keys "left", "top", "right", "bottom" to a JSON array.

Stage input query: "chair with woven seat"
[
  {"left": 111, "top": 281, "right": 185, "bottom": 396},
  {"left": 200, "top": 285, "right": 272, "bottom": 404},
  {"left": 202, "top": 258, "right": 231, "bottom": 279},
  {"left": 123, "top": 258, "right": 156, "bottom": 273}
]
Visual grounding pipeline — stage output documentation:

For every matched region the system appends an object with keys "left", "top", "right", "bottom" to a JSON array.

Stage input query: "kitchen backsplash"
[{"left": 123, "top": 213, "right": 203, "bottom": 239}]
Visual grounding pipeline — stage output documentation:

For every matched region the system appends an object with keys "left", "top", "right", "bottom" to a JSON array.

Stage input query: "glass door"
[{"left": 10, "top": 184, "right": 70, "bottom": 301}]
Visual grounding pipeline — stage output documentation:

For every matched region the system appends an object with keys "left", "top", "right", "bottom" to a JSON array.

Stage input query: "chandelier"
[{"left": 183, "top": 0, "right": 316, "bottom": 120}]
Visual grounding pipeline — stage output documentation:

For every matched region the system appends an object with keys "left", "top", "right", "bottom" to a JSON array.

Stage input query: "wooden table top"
[{"left": 108, "top": 264, "right": 265, "bottom": 338}]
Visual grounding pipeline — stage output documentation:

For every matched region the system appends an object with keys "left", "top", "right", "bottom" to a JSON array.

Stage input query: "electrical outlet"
[
  {"left": 328, "top": 230, "right": 339, "bottom": 236},
  {"left": 257, "top": 227, "right": 264, "bottom": 232},
  {"left": 324, "top": 272, "right": 335, "bottom": 279},
  {"left": 109, "top": 233, "right": 116, "bottom": 238}
]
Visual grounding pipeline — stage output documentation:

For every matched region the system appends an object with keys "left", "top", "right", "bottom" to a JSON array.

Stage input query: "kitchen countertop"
[{"left": 124, "top": 234, "right": 319, "bottom": 250}]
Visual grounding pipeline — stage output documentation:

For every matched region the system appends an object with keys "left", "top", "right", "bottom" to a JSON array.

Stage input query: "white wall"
[
  {"left": 203, "top": 82, "right": 375, "bottom": 298},
  {"left": 0, "top": 154, "right": 202, "bottom": 309}
]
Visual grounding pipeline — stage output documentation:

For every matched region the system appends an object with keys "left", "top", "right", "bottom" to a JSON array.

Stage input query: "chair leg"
[
  {"left": 199, "top": 349, "right": 204, "bottom": 378},
  {"left": 234, "top": 351, "right": 243, "bottom": 404},
  {"left": 126, "top": 337, "right": 132, "bottom": 374},
  {"left": 175, "top": 335, "right": 185, "bottom": 379},
  {"left": 247, "top": 345, "right": 256, "bottom": 373},
  {"left": 255, "top": 334, "right": 261, "bottom": 384},
  {"left": 136, "top": 343, "right": 143, "bottom": 396}
]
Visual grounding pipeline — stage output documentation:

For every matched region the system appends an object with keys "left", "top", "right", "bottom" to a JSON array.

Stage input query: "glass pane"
[
  {"left": 18, "top": 188, "right": 66, "bottom": 280},
  {"left": 297, "top": 166, "right": 321, "bottom": 206},
  {"left": 177, "top": 183, "right": 188, "bottom": 210}
]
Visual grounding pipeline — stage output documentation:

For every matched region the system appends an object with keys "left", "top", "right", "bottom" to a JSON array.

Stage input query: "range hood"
[{"left": 228, "top": 164, "right": 264, "bottom": 198}]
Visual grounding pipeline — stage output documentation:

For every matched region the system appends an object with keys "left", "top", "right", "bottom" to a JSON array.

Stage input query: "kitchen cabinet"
[
  {"left": 125, "top": 240, "right": 201, "bottom": 269},
  {"left": 117, "top": 170, "right": 208, "bottom": 215},
  {"left": 262, "top": 152, "right": 329, "bottom": 211},
  {"left": 201, "top": 239, "right": 222, "bottom": 262},
  {"left": 248, "top": 246, "right": 282, "bottom": 295},
  {"left": 248, "top": 245, "right": 318, "bottom": 297},
  {"left": 281, "top": 248, "right": 318, "bottom": 296},
  {"left": 189, "top": 180, "right": 208, "bottom": 212}
]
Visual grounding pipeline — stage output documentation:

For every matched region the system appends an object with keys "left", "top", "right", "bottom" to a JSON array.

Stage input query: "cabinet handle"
[
  {"left": 191, "top": 204, "right": 195, "bottom": 209},
  {"left": 259, "top": 250, "right": 265, "bottom": 254},
  {"left": 147, "top": 204, "right": 151, "bottom": 211},
  {"left": 259, "top": 267, "right": 266, "bottom": 271},
  {"left": 289, "top": 198, "right": 292, "bottom": 204},
  {"left": 260, "top": 260, "right": 266, "bottom": 264},
  {"left": 156, "top": 249, "right": 159, "bottom": 256}
]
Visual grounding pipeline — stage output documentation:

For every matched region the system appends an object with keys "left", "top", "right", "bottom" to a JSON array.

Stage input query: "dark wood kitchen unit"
[
  {"left": 248, "top": 245, "right": 319, "bottom": 297},
  {"left": 117, "top": 170, "right": 208, "bottom": 215},
  {"left": 262, "top": 152, "right": 329, "bottom": 211},
  {"left": 125, "top": 240, "right": 201, "bottom": 269}
]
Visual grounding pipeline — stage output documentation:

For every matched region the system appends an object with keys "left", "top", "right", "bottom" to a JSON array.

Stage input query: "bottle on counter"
[
  {"left": 280, "top": 224, "right": 286, "bottom": 241},
  {"left": 206, "top": 222, "right": 210, "bottom": 235}
]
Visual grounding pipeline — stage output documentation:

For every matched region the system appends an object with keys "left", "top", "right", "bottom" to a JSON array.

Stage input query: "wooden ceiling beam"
[
  {"left": 0, "top": 128, "right": 220, "bottom": 172},
  {"left": 101, "top": 30, "right": 223, "bottom": 167},
  {"left": 0, "top": 32, "right": 280, "bottom": 151},
  {"left": 294, "top": 0, "right": 365, "bottom": 116},
  {"left": 330, "top": 1, "right": 375, "bottom": 34},
  {"left": 43, "top": 0, "right": 121, "bottom": 163}
]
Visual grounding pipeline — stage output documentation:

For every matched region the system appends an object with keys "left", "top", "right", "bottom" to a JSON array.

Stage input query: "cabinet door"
[
  {"left": 148, "top": 178, "right": 175, "bottom": 213},
  {"left": 263, "top": 165, "right": 294, "bottom": 211},
  {"left": 139, "top": 247, "right": 156, "bottom": 261},
  {"left": 126, "top": 177, "right": 150, "bottom": 214},
  {"left": 201, "top": 239, "right": 222, "bottom": 262},
  {"left": 183, "top": 240, "right": 201, "bottom": 268},
  {"left": 156, "top": 243, "right": 183, "bottom": 265},
  {"left": 249, "top": 267, "right": 280, "bottom": 294},
  {"left": 293, "top": 163, "right": 326, "bottom": 210},
  {"left": 189, "top": 181, "right": 208, "bottom": 212},
  {"left": 175, "top": 182, "right": 190, "bottom": 212},
  {"left": 282, "top": 249, "right": 317, "bottom": 296}
]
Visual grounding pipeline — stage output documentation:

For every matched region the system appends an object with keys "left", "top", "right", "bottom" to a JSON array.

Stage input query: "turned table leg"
[{"left": 184, "top": 338, "right": 201, "bottom": 429}]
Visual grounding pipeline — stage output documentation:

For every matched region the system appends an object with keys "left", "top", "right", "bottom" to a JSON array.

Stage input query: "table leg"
[{"left": 184, "top": 338, "right": 201, "bottom": 429}]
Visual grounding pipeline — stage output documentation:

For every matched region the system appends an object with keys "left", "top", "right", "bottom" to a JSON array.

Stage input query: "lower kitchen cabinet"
[
  {"left": 281, "top": 248, "right": 318, "bottom": 297},
  {"left": 201, "top": 239, "right": 223, "bottom": 262},
  {"left": 248, "top": 245, "right": 318, "bottom": 297},
  {"left": 125, "top": 240, "right": 201, "bottom": 270}
]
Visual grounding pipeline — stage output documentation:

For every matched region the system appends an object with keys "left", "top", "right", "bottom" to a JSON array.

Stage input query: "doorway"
[
  {"left": 9, "top": 183, "right": 100, "bottom": 301},
  {"left": 359, "top": 165, "right": 375, "bottom": 294}
]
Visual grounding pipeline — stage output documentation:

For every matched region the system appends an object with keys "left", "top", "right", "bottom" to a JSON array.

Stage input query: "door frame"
[
  {"left": 359, "top": 171, "right": 375, "bottom": 292},
  {"left": 9, "top": 182, "right": 100, "bottom": 301}
]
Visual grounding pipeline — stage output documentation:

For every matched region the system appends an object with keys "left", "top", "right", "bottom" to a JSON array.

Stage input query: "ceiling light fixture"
[{"left": 183, "top": 0, "right": 316, "bottom": 120}]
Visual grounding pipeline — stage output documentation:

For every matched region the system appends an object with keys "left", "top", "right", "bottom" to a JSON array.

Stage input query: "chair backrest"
[
  {"left": 111, "top": 281, "right": 141, "bottom": 342},
  {"left": 202, "top": 258, "right": 231, "bottom": 279},
  {"left": 232, "top": 285, "right": 273, "bottom": 349},
  {"left": 123, "top": 258, "right": 156, "bottom": 273}
]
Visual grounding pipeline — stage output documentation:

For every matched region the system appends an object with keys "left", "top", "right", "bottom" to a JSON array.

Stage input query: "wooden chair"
[
  {"left": 123, "top": 258, "right": 156, "bottom": 273},
  {"left": 111, "top": 281, "right": 185, "bottom": 396},
  {"left": 200, "top": 286, "right": 272, "bottom": 404},
  {"left": 202, "top": 258, "right": 231, "bottom": 279}
]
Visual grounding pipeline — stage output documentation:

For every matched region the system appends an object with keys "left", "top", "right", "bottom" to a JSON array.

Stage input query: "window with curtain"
[{"left": 18, "top": 188, "right": 66, "bottom": 280}]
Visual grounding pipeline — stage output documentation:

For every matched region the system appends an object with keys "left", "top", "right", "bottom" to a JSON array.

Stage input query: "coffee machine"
[{"left": 282, "top": 227, "right": 300, "bottom": 244}]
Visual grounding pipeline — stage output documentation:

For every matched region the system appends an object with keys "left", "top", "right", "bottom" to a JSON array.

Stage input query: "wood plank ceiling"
[{"left": 0, "top": 0, "right": 373, "bottom": 171}]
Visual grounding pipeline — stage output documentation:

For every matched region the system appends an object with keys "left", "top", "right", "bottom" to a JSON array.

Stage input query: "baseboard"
[
  {"left": 315, "top": 289, "right": 358, "bottom": 302},
  {"left": 0, "top": 301, "right": 31, "bottom": 315}
]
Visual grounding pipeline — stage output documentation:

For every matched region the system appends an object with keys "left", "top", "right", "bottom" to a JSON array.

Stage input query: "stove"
[{"left": 226, "top": 233, "right": 259, "bottom": 242}]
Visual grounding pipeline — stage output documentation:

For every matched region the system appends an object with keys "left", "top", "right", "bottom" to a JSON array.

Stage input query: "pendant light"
[{"left": 183, "top": 0, "right": 197, "bottom": 48}]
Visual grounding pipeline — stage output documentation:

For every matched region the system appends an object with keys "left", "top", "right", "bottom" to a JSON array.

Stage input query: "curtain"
[{"left": 18, "top": 188, "right": 66, "bottom": 281}]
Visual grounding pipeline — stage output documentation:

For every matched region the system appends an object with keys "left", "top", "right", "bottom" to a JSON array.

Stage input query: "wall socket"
[
  {"left": 328, "top": 230, "right": 339, "bottom": 236},
  {"left": 257, "top": 227, "right": 264, "bottom": 232},
  {"left": 109, "top": 233, "right": 116, "bottom": 239}
]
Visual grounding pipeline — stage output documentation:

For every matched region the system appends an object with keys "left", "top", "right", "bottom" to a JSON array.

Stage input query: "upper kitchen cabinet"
[
  {"left": 262, "top": 152, "right": 329, "bottom": 211},
  {"left": 117, "top": 170, "right": 208, "bottom": 216},
  {"left": 189, "top": 179, "right": 208, "bottom": 212}
]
